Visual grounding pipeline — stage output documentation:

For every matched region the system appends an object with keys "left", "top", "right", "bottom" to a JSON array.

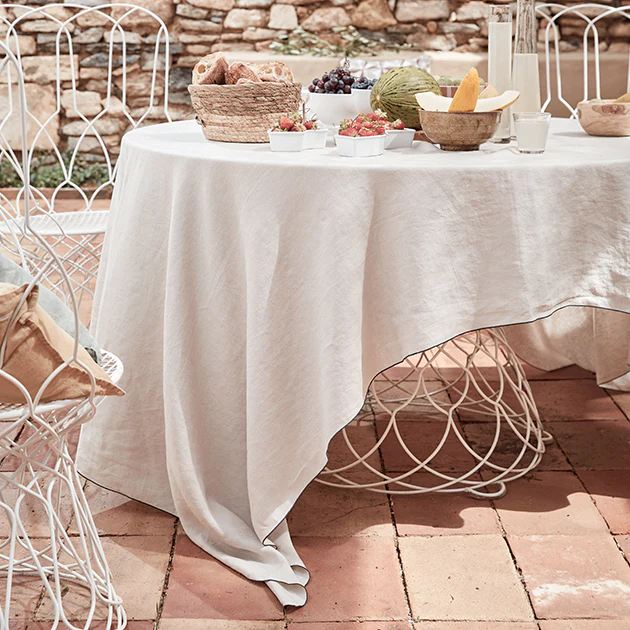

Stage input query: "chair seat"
[
  {"left": 0, "top": 350, "right": 123, "bottom": 421},
  {"left": 0, "top": 211, "right": 109, "bottom": 237}
]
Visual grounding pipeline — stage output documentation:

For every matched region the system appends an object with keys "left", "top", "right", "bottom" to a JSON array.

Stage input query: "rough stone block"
[
  {"left": 268, "top": 4, "right": 298, "bottom": 29},
  {"left": 61, "top": 90, "right": 103, "bottom": 118},
  {"left": 0, "top": 83, "right": 60, "bottom": 150},
  {"left": 395, "top": 0, "right": 450, "bottom": 22},
  {"left": 224, "top": 8, "right": 268, "bottom": 28},
  {"left": 301, "top": 7, "right": 351, "bottom": 30}
]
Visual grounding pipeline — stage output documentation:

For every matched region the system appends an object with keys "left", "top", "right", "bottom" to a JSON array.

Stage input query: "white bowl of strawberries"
[
  {"left": 335, "top": 111, "right": 411, "bottom": 157},
  {"left": 268, "top": 114, "right": 327, "bottom": 152}
]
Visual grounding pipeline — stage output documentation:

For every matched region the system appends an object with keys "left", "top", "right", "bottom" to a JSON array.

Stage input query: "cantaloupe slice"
[
  {"left": 475, "top": 91, "right": 520, "bottom": 111},
  {"left": 415, "top": 90, "right": 520, "bottom": 112},
  {"left": 448, "top": 68, "right": 480, "bottom": 112},
  {"left": 480, "top": 84, "right": 498, "bottom": 99},
  {"left": 615, "top": 92, "right": 630, "bottom": 104}
]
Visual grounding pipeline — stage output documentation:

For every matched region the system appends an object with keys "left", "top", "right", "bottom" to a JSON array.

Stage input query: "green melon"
[{"left": 370, "top": 67, "right": 441, "bottom": 129}]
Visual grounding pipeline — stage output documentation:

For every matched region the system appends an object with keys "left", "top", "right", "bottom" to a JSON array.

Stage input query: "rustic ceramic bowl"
[
  {"left": 577, "top": 100, "right": 630, "bottom": 137},
  {"left": 418, "top": 110, "right": 502, "bottom": 151}
]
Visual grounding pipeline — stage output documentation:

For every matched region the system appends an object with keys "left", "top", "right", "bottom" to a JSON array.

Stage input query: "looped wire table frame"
[{"left": 317, "top": 328, "right": 553, "bottom": 499}]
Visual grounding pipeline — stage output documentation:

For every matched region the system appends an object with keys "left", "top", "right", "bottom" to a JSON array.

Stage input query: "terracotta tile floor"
[
  {"left": 9, "top": 199, "right": 630, "bottom": 628},
  {"left": 5, "top": 359, "right": 630, "bottom": 629}
]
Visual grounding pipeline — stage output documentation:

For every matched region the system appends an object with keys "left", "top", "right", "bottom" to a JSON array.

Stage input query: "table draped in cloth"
[{"left": 78, "top": 119, "right": 630, "bottom": 606}]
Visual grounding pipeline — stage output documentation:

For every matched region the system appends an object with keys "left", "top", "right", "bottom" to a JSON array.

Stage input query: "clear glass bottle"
[
  {"left": 512, "top": 0, "right": 541, "bottom": 120},
  {"left": 488, "top": 5, "right": 512, "bottom": 143}
]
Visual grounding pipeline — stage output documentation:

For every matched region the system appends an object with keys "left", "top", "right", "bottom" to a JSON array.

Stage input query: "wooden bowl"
[
  {"left": 577, "top": 100, "right": 630, "bottom": 137},
  {"left": 418, "top": 110, "right": 502, "bottom": 151}
]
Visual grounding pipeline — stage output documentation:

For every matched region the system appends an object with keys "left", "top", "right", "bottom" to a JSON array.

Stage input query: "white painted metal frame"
[
  {"left": 536, "top": 3, "right": 630, "bottom": 118},
  {"left": 0, "top": 42, "right": 125, "bottom": 629},
  {"left": 0, "top": 2, "right": 172, "bottom": 309},
  {"left": 317, "top": 329, "right": 552, "bottom": 499}
]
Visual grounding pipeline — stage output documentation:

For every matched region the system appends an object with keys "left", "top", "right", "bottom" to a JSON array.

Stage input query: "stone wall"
[{"left": 0, "top": 0, "right": 627, "bottom": 162}]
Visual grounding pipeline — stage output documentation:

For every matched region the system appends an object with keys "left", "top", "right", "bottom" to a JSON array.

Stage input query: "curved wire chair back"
[
  {"left": 0, "top": 3, "right": 171, "bottom": 314},
  {"left": 0, "top": 2, "right": 171, "bottom": 214},
  {"left": 536, "top": 3, "right": 630, "bottom": 118},
  {"left": 0, "top": 38, "right": 98, "bottom": 416}
]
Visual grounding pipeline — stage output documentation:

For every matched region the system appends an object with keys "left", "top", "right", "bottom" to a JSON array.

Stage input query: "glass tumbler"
[{"left": 513, "top": 112, "right": 551, "bottom": 153}]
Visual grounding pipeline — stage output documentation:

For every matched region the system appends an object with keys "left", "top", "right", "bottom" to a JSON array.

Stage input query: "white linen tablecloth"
[{"left": 78, "top": 119, "right": 630, "bottom": 607}]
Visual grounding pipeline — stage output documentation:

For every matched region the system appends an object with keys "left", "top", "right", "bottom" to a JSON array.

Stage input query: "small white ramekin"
[
  {"left": 334, "top": 133, "right": 386, "bottom": 157},
  {"left": 303, "top": 128, "right": 328, "bottom": 149},
  {"left": 385, "top": 128, "right": 416, "bottom": 149},
  {"left": 267, "top": 130, "right": 306, "bottom": 152}
]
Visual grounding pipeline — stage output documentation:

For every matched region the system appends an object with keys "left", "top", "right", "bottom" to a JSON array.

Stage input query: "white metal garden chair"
[
  {"left": 536, "top": 3, "right": 630, "bottom": 117},
  {"left": 0, "top": 39, "right": 126, "bottom": 630},
  {"left": 0, "top": 3, "right": 171, "bottom": 312}
]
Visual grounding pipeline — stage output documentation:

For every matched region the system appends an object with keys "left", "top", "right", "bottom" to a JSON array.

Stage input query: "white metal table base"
[{"left": 317, "top": 328, "right": 553, "bottom": 499}]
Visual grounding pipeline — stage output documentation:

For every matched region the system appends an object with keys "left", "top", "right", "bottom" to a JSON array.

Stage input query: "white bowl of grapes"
[{"left": 305, "top": 66, "right": 362, "bottom": 126}]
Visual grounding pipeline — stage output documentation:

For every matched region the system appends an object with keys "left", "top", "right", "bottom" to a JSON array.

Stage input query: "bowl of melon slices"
[{"left": 415, "top": 68, "right": 520, "bottom": 151}]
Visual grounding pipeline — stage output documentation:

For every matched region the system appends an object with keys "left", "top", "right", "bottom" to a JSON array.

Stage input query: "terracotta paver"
[
  {"left": 325, "top": 421, "right": 383, "bottom": 472},
  {"left": 287, "top": 474, "right": 394, "bottom": 537},
  {"left": 521, "top": 364, "right": 595, "bottom": 381},
  {"left": 415, "top": 624, "right": 539, "bottom": 629},
  {"left": 494, "top": 472, "right": 609, "bottom": 535},
  {"left": 528, "top": 380, "right": 626, "bottom": 422},
  {"left": 616, "top": 534, "right": 630, "bottom": 559},
  {"left": 577, "top": 470, "right": 630, "bottom": 534},
  {"left": 608, "top": 390, "right": 630, "bottom": 418},
  {"left": 161, "top": 535, "right": 284, "bottom": 621},
  {"left": 549, "top": 421, "right": 630, "bottom": 470},
  {"left": 35, "top": 536, "right": 172, "bottom": 622},
  {"left": 378, "top": 420, "right": 478, "bottom": 473},
  {"left": 538, "top": 622, "right": 630, "bottom": 629},
  {"left": 159, "top": 621, "right": 286, "bottom": 629},
  {"left": 462, "top": 422, "right": 572, "bottom": 471},
  {"left": 29, "top": 623, "right": 154, "bottom": 629},
  {"left": 289, "top": 623, "right": 411, "bottom": 630},
  {"left": 391, "top": 473, "right": 501, "bottom": 536},
  {"left": 287, "top": 536, "right": 407, "bottom": 622},
  {"left": 399, "top": 535, "right": 533, "bottom": 621},
  {"left": 509, "top": 534, "right": 630, "bottom": 619},
  {"left": 71, "top": 481, "right": 176, "bottom": 536}
]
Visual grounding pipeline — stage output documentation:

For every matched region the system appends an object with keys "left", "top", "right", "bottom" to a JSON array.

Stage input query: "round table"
[{"left": 77, "top": 119, "right": 630, "bottom": 607}]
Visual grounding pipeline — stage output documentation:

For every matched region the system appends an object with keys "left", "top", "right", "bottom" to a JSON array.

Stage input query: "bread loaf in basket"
[{"left": 189, "top": 54, "right": 302, "bottom": 143}]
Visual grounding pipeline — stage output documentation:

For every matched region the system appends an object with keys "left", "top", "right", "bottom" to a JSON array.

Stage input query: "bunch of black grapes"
[{"left": 308, "top": 67, "right": 355, "bottom": 94}]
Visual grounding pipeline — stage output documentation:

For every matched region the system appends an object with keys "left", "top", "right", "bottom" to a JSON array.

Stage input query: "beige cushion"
[{"left": 0, "top": 283, "right": 123, "bottom": 404}]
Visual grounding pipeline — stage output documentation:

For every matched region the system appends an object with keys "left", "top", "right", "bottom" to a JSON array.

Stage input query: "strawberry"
[
  {"left": 340, "top": 128, "right": 357, "bottom": 137},
  {"left": 375, "top": 126, "right": 386, "bottom": 135},
  {"left": 279, "top": 116, "right": 294, "bottom": 131},
  {"left": 363, "top": 121, "right": 375, "bottom": 129},
  {"left": 392, "top": 120, "right": 405, "bottom": 130},
  {"left": 304, "top": 120, "right": 313, "bottom": 130},
  {"left": 366, "top": 113, "right": 379, "bottom": 121},
  {"left": 358, "top": 128, "right": 375, "bottom": 136}
]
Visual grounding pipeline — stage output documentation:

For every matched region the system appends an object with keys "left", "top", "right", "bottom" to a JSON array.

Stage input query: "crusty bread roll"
[
  {"left": 226, "top": 62, "right": 262, "bottom": 85},
  {"left": 192, "top": 53, "right": 229, "bottom": 85},
  {"left": 256, "top": 61, "right": 294, "bottom": 84}
]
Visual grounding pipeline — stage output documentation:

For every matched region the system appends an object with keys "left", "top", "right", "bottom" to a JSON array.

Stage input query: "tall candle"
[{"left": 488, "top": 6, "right": 513, "bottom": 143}]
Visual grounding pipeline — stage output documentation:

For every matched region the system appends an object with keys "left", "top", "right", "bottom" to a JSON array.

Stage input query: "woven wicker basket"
[{"left": 188, "top": 82, "right": 302, "bottom": 143}]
